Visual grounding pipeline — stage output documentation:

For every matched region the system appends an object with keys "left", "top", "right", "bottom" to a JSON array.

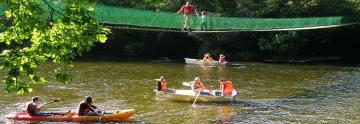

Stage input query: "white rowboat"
[
  {"left": 184, "top": 58, "right": 244, "bottom": 67},
  {"left": 155, "top": 90, "right": 237, "bottom": 102},
  {"left": 184, "top": 58, "right": 225, "bottom": 66}
]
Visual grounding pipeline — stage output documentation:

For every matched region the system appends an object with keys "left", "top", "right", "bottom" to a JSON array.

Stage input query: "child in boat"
[
  {"left": 156, "top": 76, "right": 175, "bottom": 94},
  {"left": 203, "top": 52, "right": 214, "bottom": 62},
  {"left": 200, "top": 11, "right": 208, "bottom": 31},
  {"left": 218, "top": 78, "right": 234, "bottom": 96},
  {"left": 191, "top": 77, "right": 213, "bottom": 96},
  {"left": 219, "top": 54, "right": 227, "bottom": 64}
]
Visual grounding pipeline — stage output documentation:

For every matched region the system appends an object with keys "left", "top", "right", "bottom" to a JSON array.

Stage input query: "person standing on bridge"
[{"left": 176, "top": 1, "right": 199, "bottom": 31}]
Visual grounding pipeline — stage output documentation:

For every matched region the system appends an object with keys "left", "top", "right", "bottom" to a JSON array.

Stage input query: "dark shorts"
[
  {"left": 200, "top": 92, "right": 213, "bottom": 96},
  {"left": 83, "top": 112, "right": 100, "bottom": 116}
]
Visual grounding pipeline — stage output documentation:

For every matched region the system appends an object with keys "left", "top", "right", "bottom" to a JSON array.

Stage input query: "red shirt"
[{"left": 180, "top": 5, "right": 196, "bottom": 15}]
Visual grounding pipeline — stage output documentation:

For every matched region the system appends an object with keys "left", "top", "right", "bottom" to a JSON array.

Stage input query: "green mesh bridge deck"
[
  {"left": 95, "top": 5, "right": 360, "bottom": 32},
  {"left": 1, "top": 2, "right": 360, "bottom": 32}
]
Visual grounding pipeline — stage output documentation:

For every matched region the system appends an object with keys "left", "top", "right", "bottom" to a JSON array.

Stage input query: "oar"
[
  {"left": 192, "top": 91, "right": 200, "bottom": 108},
  {"left": 182, "top": 82, "right": 192, "bottom": 87}
]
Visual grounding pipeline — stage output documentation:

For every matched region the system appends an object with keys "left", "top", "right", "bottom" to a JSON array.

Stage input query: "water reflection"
[{"left": 216, "top": 105, "right": 234, "bottom": 123}]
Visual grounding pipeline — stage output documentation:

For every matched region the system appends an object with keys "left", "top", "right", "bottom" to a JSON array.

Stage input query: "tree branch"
[{"left": 42, "top": 0, "right": 68, "bottom": 18}]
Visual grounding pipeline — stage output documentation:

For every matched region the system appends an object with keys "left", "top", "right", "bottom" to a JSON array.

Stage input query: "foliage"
[
  {"left": 258, "top": 31, "right": 308, "bottom": 58},
  {"left": 0, "top": 0, "right": 109, "bottom": 94},
  {"left": 90, "top": 0, "right": 360, "bottom": 61}
]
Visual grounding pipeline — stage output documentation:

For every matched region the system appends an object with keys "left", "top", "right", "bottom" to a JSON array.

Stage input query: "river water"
[{"left": 0, "top": 61, "right": 359, "bottom": 123}]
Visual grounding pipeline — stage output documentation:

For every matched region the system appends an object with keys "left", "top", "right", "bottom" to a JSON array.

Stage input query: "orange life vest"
[
  {"left": 194, "top": 81, "right": 204, "bottom": 91},
  {"left": 220, "top": 81, "right": 234, "bottom": 96},
  {"left": 160, "top": 81, "right": 167, "bottom": 91}
]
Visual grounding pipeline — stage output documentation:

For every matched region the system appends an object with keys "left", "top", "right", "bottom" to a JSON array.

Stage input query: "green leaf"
[{"left": 39, "top": 77, "right": 47, "bottom": 84}]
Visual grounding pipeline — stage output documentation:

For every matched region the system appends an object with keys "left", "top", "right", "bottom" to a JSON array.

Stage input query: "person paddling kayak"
[
  {"left": 25, "top": 96, "right": 52, "bottom": 116},
  {"left": 77, "top": 96, "right": 101, "bottom": 116}
]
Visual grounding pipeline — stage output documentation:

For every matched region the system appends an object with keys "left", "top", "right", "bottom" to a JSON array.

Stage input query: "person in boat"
[
  {"left": 176, "top": 1, "right": 199, "bottom": 31},
  {"left": 77, "top": 96, "right": 101, "bottom": 116},
  {"left": 156, "top": 76, "right": 175, "bottom": 94},
  {"left": 219, "top": 54, "right": 227, "bottom": 64},
  {"left": 218, "top": 78, "right": 234, "bottom": 96},
  {"left": 203, "top": 52, "right": 214, "bottom": 63},
  {"left": 25, "top": 96, "right": 51, "bottom": 116},
  {"left": 191, "top": 77, "right": 213, "bottom": 96}
]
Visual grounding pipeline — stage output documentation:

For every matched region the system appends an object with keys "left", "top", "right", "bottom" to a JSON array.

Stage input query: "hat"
[
  {"left": 160, "top": 76, "right": 165, "bottom": 79},
  {"left": 219, "top": 78, "right": 225, "bottom": 81},
  {"left": 194, "top": 77, "right": 200, "bottom": 81}
]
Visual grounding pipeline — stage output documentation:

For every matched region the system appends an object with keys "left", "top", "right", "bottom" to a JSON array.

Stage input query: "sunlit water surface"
[{"left": 0, "top": 61, "right": 359, "bottom": 123}]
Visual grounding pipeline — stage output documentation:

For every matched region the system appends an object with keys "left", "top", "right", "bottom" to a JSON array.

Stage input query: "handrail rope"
[{"left": 102, "top": 22, "right": 360, "bottom": 33}]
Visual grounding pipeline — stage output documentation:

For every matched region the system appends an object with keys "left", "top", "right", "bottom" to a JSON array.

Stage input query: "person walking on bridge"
[{"left": 176, "top": 1, "right": 199, "bottom": 31}]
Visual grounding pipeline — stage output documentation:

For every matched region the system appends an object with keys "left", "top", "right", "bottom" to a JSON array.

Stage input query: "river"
[{"left": 1, "top": 61, "right": 359, "bottom": 123}]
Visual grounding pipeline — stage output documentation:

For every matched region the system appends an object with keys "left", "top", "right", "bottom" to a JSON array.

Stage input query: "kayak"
[
  {"left": 6, "top": 109, "right": 135, "bottom": 122},
  {"left": 184, "top": 58, "right": 242, "bottom": 67},
  {"left": 155, "top": 89, "right": 237, "bottom": 102}
]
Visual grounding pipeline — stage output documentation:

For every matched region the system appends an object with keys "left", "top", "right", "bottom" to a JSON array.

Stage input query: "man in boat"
[
  {"left": 191, "top": 77, "right": 213, "bottom": 96},
  {"left": 156, "top": 76, "right": 175, "bottom": 94},
  {"left": 219, "top": 78, "right": 234, "bottom": 96},
  {"left": 219, "top": 54, "right": 227, "bottom": 64},
  {"left": 203, "top": 52, "right": 214, "bottom": 63},
  {"left": 77, "top": 96, "right": 101, "bottom": 116},
  {"left": 176, "top": 1, "right": 199, "bottom": 31},
  {"left": 25, "top": 96, "right": 52, "bottom": 116}
]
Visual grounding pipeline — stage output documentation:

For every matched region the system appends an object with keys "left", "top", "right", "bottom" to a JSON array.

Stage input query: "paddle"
[
  {"left": 182, "top": 82, "right": 192, "bottom": 87},
  {"left": 192, "top": 91, "right": 200, "bottom": 108}
]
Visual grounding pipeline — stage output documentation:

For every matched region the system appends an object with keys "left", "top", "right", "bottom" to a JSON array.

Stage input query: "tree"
[{"left": 0, "top": 0, "right": 109, "bottom": 94}]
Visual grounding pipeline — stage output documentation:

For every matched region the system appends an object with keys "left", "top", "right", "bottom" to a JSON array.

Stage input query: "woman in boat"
[
  {"left": 203, "top": 52, "right": 214, "bottom": 63},
  {"left": 156, "top": 76, "right": 175, "bottom": 94},
  {"left": 191, "top": 77, "right": 213, "bottom": 96},
  {"left": 219, "top": 54, "right": 227, "bottom": 64},
  {"left": 219, "top": 78, "right": 234, "bottom": 96}
]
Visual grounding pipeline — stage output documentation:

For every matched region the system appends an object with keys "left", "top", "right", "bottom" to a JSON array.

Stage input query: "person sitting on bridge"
[{"left": 176, "top": 1, "right": 199, "bottom": 31}]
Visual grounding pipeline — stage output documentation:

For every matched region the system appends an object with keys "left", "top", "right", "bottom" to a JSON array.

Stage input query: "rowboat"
[
  {"left": 184, "top": 58, "right": 243, "bottom": 67},
  {"left": 155, "top": 90, "right": 237, "bottom": 102},
  {"left": 6, "top": 109, "right": 135, "bottom": 122},
  {"left": 185, "top": 58, "right": 225, "bottom": 66}
]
